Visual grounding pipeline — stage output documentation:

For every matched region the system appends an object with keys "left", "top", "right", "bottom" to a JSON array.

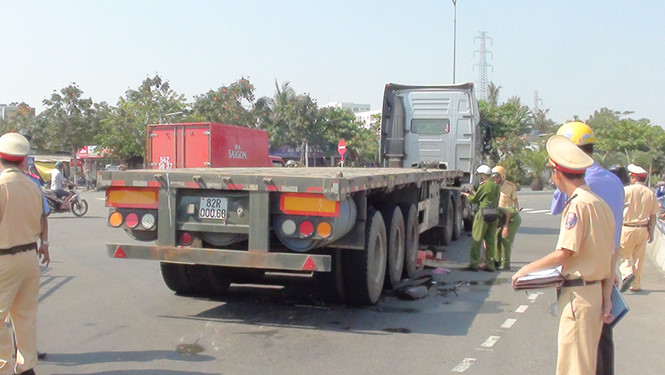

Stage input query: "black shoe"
[
  {"left": 620, "top": 274, "right": 635, "bottom": 293},
  {"left": 482, "top": 266, "right": 496, "bottom": 272},
  {"left": 19, "top": 369, "right": 35, "bottom": 375},
  {"left": 38, "top": 351, "right": 47, "bottom": 359},
  {"left": 495, "top": 261, "right": 501, "bottom": 270},
  {"left": 463, "top": 265, "right": 479, "bottom": 272}
]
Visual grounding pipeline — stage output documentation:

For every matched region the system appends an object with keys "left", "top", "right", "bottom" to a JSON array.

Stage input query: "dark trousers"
[{"left": 596, "top": 323, "right": 614, "bottom": 375}]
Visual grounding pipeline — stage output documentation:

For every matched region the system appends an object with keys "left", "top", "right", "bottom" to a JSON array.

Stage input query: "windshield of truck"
[{"left": 411, "top": 119, "right": 450, "bottom": 134}]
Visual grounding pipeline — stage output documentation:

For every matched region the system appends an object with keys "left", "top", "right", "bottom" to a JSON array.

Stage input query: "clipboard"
[{"left": 609, "top": 284, "right": 629, "bottom": 327}]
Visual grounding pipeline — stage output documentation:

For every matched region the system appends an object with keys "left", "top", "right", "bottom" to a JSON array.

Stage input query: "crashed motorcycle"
[{"left": 44, "top": 185, "right": 88, "bottom": 217}]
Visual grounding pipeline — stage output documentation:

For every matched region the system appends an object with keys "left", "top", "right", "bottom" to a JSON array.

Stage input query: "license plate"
[{"left": 199, "top": 197, "right": 228, "bottom": 220}]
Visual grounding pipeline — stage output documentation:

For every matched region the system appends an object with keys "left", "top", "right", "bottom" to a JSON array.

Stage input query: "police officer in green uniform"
[{"left": 462, "top": 165, "right": 500, "bottom": 272}]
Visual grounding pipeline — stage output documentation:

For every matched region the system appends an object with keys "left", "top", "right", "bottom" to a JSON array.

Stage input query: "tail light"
[
  {"left": 109, "top": 211, "right": 124, "bottom": 227},
  {"left": 125, "top": 213, "right": 139, "bottom": 228}
]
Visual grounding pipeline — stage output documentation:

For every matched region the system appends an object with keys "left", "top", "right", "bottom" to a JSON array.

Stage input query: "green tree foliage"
[
  {"left": 0, "top": 103, "right": 37, "bottom": 143},
  {"left": 96, "top": 75, "right": 187, "bottom": 161},
  {"left": 190, "top": 77, "right": 257, "bottom": 126},
  {"left": 521, "top": 143, "right": 550, "bottom": 190},
  {"left": 38, "top": 83, "right": 99, "bottom": 153}
]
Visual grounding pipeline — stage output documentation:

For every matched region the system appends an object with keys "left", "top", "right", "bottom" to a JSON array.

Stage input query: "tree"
[
  {"left": 486, "top": 82, "right": 501, "bottom": 108},
  {"left": 190, "top": 77, "right": 258, "bottom": 126},
  {"left": 521, "top": 144, "right": 550, "bottom": 190},
  {"left": 96, "top": 75, "right": 187, "bottom": 163},
  {"left": 38, "top": 83, "right": 99, "bottom": 153}
]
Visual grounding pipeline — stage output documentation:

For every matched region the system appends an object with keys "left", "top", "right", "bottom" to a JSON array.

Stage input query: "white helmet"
[{"left": 476, "top": 164, "right": 492, "bottom": 175}]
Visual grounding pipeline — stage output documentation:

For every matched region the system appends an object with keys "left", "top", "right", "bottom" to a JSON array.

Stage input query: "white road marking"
[
  {"left": 521, "top": 208, "right": 534, "bottom": 211},
  {"left": 515, "top": 305, "right": 529, "bottom": 313},
  {"left": 525, "top": 209, "right": 550, "bottom": 214},
  {"left": 96, "top": 198, "right": 105, "bottom": 200},
  {"left": 528, "top": 292, "right": 542, "bottom": 302},
  {"left": 480, "top": 335, "right": 501, "bottom": 348},
  {"left": 501, "top": 319, "right": 517, "bottom": 329},
  {"left": 452, "top": 358, "right": 477, "bottom": 372}
]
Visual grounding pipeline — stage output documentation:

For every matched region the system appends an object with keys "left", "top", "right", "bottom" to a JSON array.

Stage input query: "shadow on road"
[
  {"left": 54, "top": 371, "right": 218, "bottom": 375},
  {"left": 42, "top": 350, "right": 215, "bottom": 367}
]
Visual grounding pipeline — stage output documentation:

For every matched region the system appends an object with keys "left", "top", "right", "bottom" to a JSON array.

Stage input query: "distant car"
[{"left": 105, "top": 165, "right": 120, "bottom": 171}]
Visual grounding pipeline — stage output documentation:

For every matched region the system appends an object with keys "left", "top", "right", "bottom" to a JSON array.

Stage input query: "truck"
[{"left": 98, "top": 83, "right": 486, "bottom": 305}]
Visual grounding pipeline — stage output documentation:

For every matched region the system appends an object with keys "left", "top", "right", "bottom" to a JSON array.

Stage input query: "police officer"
[
  {"left": 461, "top": 165, "right": 500, "bottom": 272},
  {"left": 0, "top": 132, "right": 49, "bottom": 375},
  {"left": 550, "top": 121, "right": 624, "bottom": 375},
  {"left": 618, "top": 164, "right": 659, "bottom": 292},
  {"left": 492, "top": 166, "right": 521, "bottom": 270},
  {"left": 513, "top": 135, "right": 614, "bottom": 375}
]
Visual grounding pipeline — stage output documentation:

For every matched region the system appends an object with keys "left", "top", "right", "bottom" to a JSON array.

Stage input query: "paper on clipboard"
[{"left": 513, "top": 266, "right": 564, "bottom": 290}]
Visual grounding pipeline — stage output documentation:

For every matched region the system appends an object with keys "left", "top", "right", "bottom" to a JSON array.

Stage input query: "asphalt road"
[{"left": 33, "top": 189, "right": 665, "bottom": 375}]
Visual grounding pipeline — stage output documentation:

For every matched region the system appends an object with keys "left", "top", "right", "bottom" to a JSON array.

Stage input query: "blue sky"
[{"left": 2, "top": 1, "right": 664, "bottom": 126}]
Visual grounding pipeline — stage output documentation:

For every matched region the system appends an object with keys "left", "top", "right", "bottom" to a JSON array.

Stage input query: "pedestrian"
[
  {"left": 550, "top": 121, "right": 624, "bottom": 375},
  {"left": 0, "top": 132, "right": 49, "bottom": 375},
  {"left": 617, "top": 164, "right": 660, "bottom": 293},
  {"left": 513, "top": 135, "right": 614, "bottom": 375},
  {"left": 461, "top": 164, "right": 500, "bottom": 272},
  {"left": 492, "top": 165, "right": 521, "bottom": 270}
]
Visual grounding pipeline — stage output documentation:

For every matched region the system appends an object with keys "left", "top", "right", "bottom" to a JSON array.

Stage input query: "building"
[
  {"left": 0, "top": 103, "right": 19, "bottom": 120},
  {"left": 323, "top": 102, "right": 371, "bottom": 113},
  {"left": 355, "top": 109, "right": 381, "bottom": 128}
]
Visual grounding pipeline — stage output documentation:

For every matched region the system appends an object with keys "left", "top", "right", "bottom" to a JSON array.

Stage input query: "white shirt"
[{"left": 51, "top": 168, "right": 66, "bottom": 190}]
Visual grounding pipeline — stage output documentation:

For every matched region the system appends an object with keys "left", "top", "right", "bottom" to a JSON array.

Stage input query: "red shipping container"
[{"left": 146, "top": 122, "right": 272, "bottom": 169}]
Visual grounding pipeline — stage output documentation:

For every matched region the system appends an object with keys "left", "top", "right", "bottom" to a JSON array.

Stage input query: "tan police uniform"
[
  {"left": 619, "top": 181, "right": 659, "bottom": 290},
  {"left": 555, "top": 186, "right": 614, "bottom": 375},
  {"left": 543, "top": 135, "right": 614, "bottom": 375},
  {"left": 499, "top": 180, "right": 518, "bottom": 209},
  {"left": 0, "top": 134, "right": 44, "bottom": 375}
]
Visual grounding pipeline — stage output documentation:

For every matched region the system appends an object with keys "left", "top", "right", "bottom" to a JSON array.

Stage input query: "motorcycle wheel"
[{"left": 71, "top": 199, "right": 88, "bottom": 217}]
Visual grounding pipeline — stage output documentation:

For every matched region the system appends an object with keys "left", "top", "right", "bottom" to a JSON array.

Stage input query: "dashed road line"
[
  {"left": 524, "top": 209, "right": 550, "bottom": 214},
  {"left": 452, "top": 358, "right": 477, "bottom": 373},
  {"left": 480, "top": 335, "right": 501, "bottom": 348},
  {"left": 515, "top": 305, "right": 529, "bottom": 313},
  {"left": 501, "top": 318, "right": 517, "bottom": 329},
  {"left": 527, "top": 292, "right": 542, "bottom": 302}
]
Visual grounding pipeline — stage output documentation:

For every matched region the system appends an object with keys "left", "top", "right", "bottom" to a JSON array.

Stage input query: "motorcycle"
[{"left": 44, "top": 184, "right": 89, "bottom": 217}]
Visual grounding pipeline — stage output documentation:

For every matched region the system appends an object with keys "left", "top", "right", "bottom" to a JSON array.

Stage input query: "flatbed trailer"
[{"left": 99, "top": 166, "right": 464, "bottom": 305}]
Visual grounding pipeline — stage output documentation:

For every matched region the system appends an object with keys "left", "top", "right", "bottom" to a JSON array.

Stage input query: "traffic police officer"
[
  {"left": 513, "top": 135, "right": 614, "bottom": 375},
  {"left": 0, "top": 132, "right": 49, "bottom": 375},
  {"left": 492, "top": 165, "right": 521, "bottom": 270},
  {"left": 618, "top": 163, "right": 659, "bottom": 292},
  {"left": 461, "top": 165, "right": 500, "bottom": 272},
  {"left": 550, "top": 121, "right": 624, "bottom": 375}
]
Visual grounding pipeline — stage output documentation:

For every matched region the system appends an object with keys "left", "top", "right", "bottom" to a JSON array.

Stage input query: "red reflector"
[
  {"left": 114, "top": 247, "right": 127, "bottom": 258},
  {"left": 125, "top": 213, "right": 139, "bottom": 228},
  {"left": 301, "top": 256, "right": 317, "bottom": 271},
  {"left": 180, "top": 232, "right": 193, "bottom": 246},
  {"left": 299, "top": 221, "right": 314, "bottom": 237}
]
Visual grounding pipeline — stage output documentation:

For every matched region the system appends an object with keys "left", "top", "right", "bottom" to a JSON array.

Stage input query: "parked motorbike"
[{"left": 44, "top": 184, "right": 89, "bottom": 217}]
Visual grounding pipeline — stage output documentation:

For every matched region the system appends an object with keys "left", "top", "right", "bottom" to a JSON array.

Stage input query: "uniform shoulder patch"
[{"left": 565, "top": 212, "right": 578, "bottom": 229}]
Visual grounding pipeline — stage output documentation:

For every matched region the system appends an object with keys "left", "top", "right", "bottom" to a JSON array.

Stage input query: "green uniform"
[
  {"left": 497, "top": 206, "right": 521, "bottom": 269},
  {"left": 468, "top": 178, "right": 500, "bottom": 270}
]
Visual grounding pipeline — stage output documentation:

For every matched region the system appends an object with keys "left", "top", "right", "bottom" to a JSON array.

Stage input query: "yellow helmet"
[
  {"left": 556, "top": 121, "right": 595, "bottom": 146},
  {"left": 492, "top": 165, "right": 507, "bottom": 180}
]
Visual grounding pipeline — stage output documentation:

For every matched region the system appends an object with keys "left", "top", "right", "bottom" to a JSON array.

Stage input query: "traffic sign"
[{"left": 337, "top": 140, "right": 347, "bottom": 162}]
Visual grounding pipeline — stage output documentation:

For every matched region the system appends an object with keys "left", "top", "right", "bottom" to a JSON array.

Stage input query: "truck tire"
[
  {"left": 343, "top": 209, "right": 387, "bottom": 306},
  {"left": 382, "top": 206, "right": 405, "bottom": 290},
  {"left": 160, "top": 262, "right": 208, "bottom": 295},
  {"left": 206, "top": 266, "right": 233, "bottom": 295},
  {"left": 401, "top": 203, "right": 420, "bottom": 280},
  {"left": 428, "top": 196, "right": 454, "bottom": 246},
  {"left": 452, "top": 195, "right": 463, "bottom": 240},
  {"left": 314, "top": 249, "right": 346, "bottom": 303}
]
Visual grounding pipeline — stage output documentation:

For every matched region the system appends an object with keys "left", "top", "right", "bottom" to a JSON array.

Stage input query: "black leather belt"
[
  {"left": 561, "top": 279, "right": 599, "bottom": 287},
  {"left": 0, "top": 243, "right": 37, "bottom": 256},
  {"left": 623, "top": 223, "right": 648, "bottom": 228}
]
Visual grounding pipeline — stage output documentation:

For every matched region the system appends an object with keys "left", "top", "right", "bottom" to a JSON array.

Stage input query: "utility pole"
[
  {"left": 451, "top": 0, "right": 457, "bottom": 83},
  {"left": 473, "top": 31, "right": 493, "bottom": 101}
]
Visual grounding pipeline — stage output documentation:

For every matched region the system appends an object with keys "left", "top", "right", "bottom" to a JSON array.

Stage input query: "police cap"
[
  {"left": 627, "top": 163, "right": 648, "bottom": 177},
  {"left": 546, "top": 135, "right": 593, "bottom": 174},
  {"left": 0, "top": 132, "right": 30, "bottom": 162}
]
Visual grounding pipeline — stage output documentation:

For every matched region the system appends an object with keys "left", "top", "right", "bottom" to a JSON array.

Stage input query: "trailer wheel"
[
  {"left": 401, "top": 203, "right": 420, "bottom": 280},
  {"left": 452, "top": 195, "right": 463, "bottom": 240},
  {"left": 314, "top": 249, "right": 346, "bottom": 303},
  {"left": 160, "top": 262, "right": 206, "bottom": 294},
  {"left": 343, "top": 209, "right": 387, "bottom": 306},
  {"left": 206, "top": 266, "right": 233, "bottom": 295},
  {"left": 382, "top": 206, "right": 405, "bottom": 290},
  {"left": 428, "top": 196, "right": 454, "bottom": 246}
]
